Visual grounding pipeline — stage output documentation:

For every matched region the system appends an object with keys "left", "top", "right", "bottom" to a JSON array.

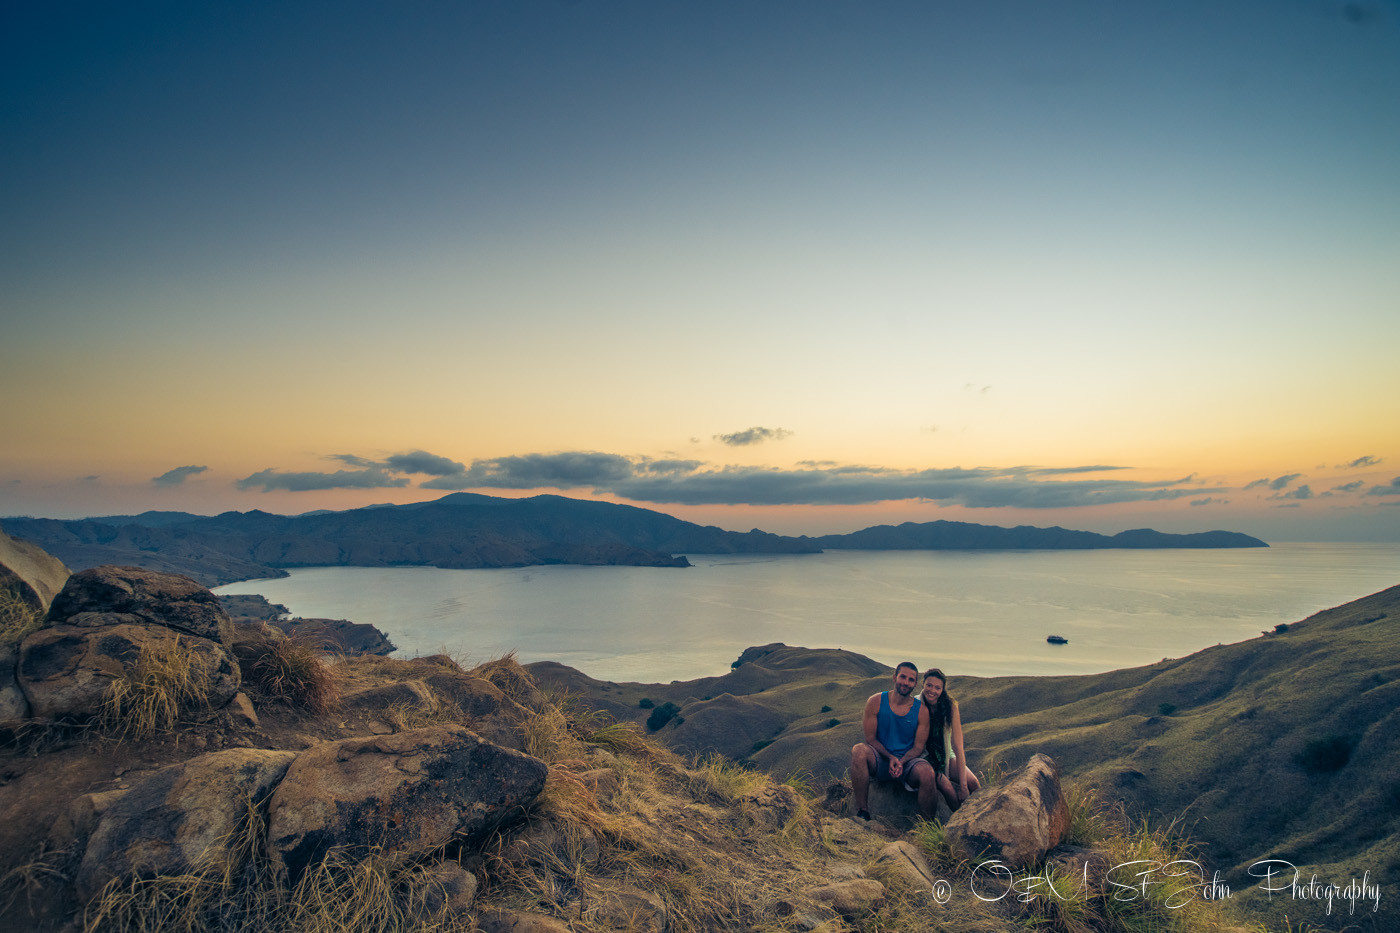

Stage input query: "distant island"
[{"left": 1, "top": 492, "right": 1267, "bottom": 586}]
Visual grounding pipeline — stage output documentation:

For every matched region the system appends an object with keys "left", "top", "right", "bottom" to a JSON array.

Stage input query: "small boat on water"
[{"left": 1046, "top": 634, "right": 1069, "bottom": 645}]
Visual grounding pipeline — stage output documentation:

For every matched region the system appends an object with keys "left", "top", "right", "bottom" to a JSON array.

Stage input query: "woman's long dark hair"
[{"left": 923, "top": 668, "right": 953, "bottom": 734}]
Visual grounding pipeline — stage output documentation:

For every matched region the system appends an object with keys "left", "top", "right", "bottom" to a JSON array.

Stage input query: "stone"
[
  {"left": 18, "top": 623, "right": 241, "bottom": 721},
  {"left": 223, "top": 692, "right": 259, "bottom": 729},
  {"left": 0, "top": 644, "right": 31, "bottom": 725},
  {"left": 739, "top": 782, "right": 801, "bottom": 831},
  {"left": 477, "top": 909, "right": 572, "bottom": 933},
  {"left": 265, "top": 725, "right": 548, "bottom": 881},
  {"left": 74, "top": 749, "right": 297, "bottom": 900},
  {"left": 423, "top": 671, "right": 534, "bottom": 751},
  {"left": 945, "top": 753, "right": 1069, "bottom": 870},
  {"left": 1045, "top": 843, "right": 1113, "bottom": 887},
  {"left": 804, "top": 878, "right": 886, "bottom": 917},
  {"left": 342, "top": 678, "right": 435, "bottom": 711},
  {"left": 594, "top": 883, "right": 667, "bottom": 933},
  {"left": 871, "top": 840, "right": 937, "bottom": 891},
  {"left": 0, "top": 528, "right": 70, "bottom": 613},
  {"left": 46, "top": 566, "right": 234, "bottom": 645},
  {"left": 418, "top": 861, "right": 477, "bottom": 917}
]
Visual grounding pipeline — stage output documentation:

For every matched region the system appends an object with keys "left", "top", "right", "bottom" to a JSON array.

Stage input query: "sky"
[{"left": 2, "top": 0, "right": 1399, "bottom": 542}]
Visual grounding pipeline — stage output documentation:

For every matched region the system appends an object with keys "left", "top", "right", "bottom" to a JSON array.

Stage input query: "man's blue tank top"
[{"left": 876, "top": 692, "right": 922, "bottom": 756}]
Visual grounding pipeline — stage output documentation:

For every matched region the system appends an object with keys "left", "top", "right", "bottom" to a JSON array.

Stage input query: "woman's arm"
[{"left": 951, "top": 701, "right": 969, "bottom": 790}]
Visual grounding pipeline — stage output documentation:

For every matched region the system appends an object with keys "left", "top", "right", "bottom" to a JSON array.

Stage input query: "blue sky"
[{"left": 3, "top": 1, "right": 1399, "bottom": 541}]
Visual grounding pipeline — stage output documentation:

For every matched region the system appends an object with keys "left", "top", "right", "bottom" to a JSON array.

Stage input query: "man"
[{"left": 849, "top": 661, "right": 939, "bottom": 820}]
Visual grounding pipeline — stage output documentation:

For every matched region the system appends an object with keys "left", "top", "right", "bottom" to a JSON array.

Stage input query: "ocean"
[{"left": 214, "top": 542, "right": 1400, "bottom": 683}]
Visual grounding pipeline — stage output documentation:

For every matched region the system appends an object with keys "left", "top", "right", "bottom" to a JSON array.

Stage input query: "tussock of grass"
[
  {"left": 236, "top": 632, "right": 340, "bottom": 714},
  {"left": 1063, "top": 780, "right": 1111, "bottom": 847},
  {"left": 0, "top": 584, "right": 43, "bottom": 649},
  {"left": 100, "top": 636, "right": 214, "bottom": 742},
  {"left": 688, "top": 754, "right": 770, "bottom": 804}
]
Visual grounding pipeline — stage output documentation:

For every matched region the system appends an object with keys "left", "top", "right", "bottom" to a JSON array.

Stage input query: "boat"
[{"left": 1046, "top": 634, "right": 1069, "bottom": 645}]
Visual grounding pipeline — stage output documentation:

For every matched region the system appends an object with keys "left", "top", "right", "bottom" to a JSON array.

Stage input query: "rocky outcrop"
[
  {"left": 74, "top": 749, "right": 297, "bottom": 900},
  {"left": 47, "top": 566, "right": 235, "bottom": 645},
  {"left": 804, "top": 878, "right": 886, "bottom": 918},
  {"left": 0, "top": 528, "right": 70, "bottom": 612},
  {"left": 18, "top": 622, "right": 240, "bottom": 721},
  {"left": 265, "top": 725, "right": 548, "bottom": 881},
  {"left": 945, "top": 753, "right": 1068, "bottom": 869}
]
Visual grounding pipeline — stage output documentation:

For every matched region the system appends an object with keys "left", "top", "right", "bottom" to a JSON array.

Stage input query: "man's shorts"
[{"left": 871, "top": 751, "right": 927, "bottom": 786}]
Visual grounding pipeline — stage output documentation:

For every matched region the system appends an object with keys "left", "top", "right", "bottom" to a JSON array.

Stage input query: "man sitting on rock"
[{"left": 849, "top": 661, "right": 939, "bottom": 821}]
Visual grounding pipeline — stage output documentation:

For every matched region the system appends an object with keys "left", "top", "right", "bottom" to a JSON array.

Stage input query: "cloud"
[
  {"left": 152, "top": 465, "right": 209, "bottom": 487},
  {"left": 1272, "top": 485, "right": 1313, "bottom": 501},
  {"left": 713, "top": 427, "right": 793, "bottom": 447},
  {"left": 410, "top": 450, "right": 1207, "bottom": 509},
  {"left": 1345, "top": 455, "right": 1382, "bottom": 469},
  {"left": 1245, "top": 474, "right": 1302, "bottom": 491},
  {"left": 1365, "top": 477, "right": 1400, "bottom": 497},
  {"left": 1190, "top": 497, "right": 1227, "bottom": 506},
  {"left": 422, "top": 451, "right": 635, "bottom": 490},
  {"left": 1326, "top": 481, "right": 1364, "bottom": 495},
  {"left": 383, "top": 450, "right": 466, "bottom": 476},
  {"left": 236, "top": 468, "right": 410, "bottom": 492}
]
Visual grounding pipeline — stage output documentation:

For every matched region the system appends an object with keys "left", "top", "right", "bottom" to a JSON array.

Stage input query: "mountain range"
[{"left": 1, "top": 492, "right": 1266, "bottom": 587}]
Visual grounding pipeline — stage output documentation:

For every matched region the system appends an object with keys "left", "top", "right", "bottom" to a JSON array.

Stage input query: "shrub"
[
  {"left": 1295, "top": 734, "right": 1355, "bottom": 774},
  {"left": 101, "top": 636, "right": 214, "bottom": 742},
  {"left": 1274, "top": 622, "right": 1289, "bottom": 633},
  {"left": 1158, "top": 702, "right": 1177, "bottom": 716},
  {"left": 645, "top": 701, "right": 681, "bottom": 731},
  {"left": 235, "top": 632, "right": 340, "bottom": 714},
  {"left": 820, "top": 705, "right": 832, "bottom": 713},
  {"left": 0, "top": 584, "right": 43, "bottom": 649},
  {"left": 824, "top": 718, "right": 840, "bottom": 729},
  {"left": 638, "top": 698, "right": 654, "bottom": 708}
]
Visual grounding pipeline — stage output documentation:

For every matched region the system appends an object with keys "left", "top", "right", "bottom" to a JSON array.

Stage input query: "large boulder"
[
  {"left": 423, "top": 671, "right": 535, "bottom": 751},
  {"left": 265, "top": 725, "right": 548, "bottom": 881},
  {"left": 0, "top": 644, "right": 30, "bottom": 726},
  {"left": 18, "top": 622, "right": 240, "bottom": 721},
  {"left": 945, "top": 753, "right": 1069, "bottom": 869},
  {"left": 0, "top": 528, "right": 70, "bottom": 613},
  {"left": 74, "top": 749, "right": 297, "bottom": 901},
  {"left": 46, "top": 566, "right": 235, "bottom": 645}
]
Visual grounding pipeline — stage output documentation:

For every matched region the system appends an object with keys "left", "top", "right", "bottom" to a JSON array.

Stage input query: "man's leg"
[
  {"left": 908, "top": 760, "right": 939, "bottom": 819},
  {"left": 850, "top": 743, "right": 877, "bottom": 817}
]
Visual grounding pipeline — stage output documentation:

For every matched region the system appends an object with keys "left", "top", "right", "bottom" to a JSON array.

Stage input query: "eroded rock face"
[
  {"left": 0, "top": 528, "right": 70, "bottom": 613},
  {"left": 46, "top": 566, "right": 235, "bottom": 645},
  {"left": 0, "top": 645, "right": 30, "bottom": 725},
  {"left": 18, "top": 623, "right": 240, "bottom": 721},
  {"left": 74, "top": 749, "right": 297, "bottom": 901},
  {"left": 266, "top": 725, "right": 548, "bottom": 881},
  {"left": 945, "top": 752, "right": 1069, "bottom": 870}
]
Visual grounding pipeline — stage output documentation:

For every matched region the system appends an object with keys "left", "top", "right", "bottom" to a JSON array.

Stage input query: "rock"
[
  {"left": 46, "top": 566, "right": 235, "bottom": 645},
  {"left": 477, "top": 909, "right": 572, "bottom": 933},
  {"left": 0, "top": 644, "right": 31, "bottom": 725},
  {"left": 223, "top": 692, "right": 259, "bottom": 729},
  {"left": 265, "top": 725, "right": 547, "bottom": 881},
  {"left": 804, "top": 878, "right": 886, "bottom": 917},
  {"left": 826, "top": 863, "right": 866, "bottom": 881},
  {"left": 945, "top": 753, "right": 1069, "bottom": 870},
  {"left": 267, "top": 617, "right": 396, "bottom": 656},
  {"left": 49, "top": 788, "right": 129, "bottom": 852},
  {"left": 419, "top": 862, "right": 477, "bottom": 918},
  {"left": 0, "top": 528, "right": 70, "bottom": 612},
  {"left": 594, "top": 883, "right": 667, "bottom": 933},
  {"left": 342, "top": 678, "right": 435, "bottom": 712},
  {"left": 18, "top": 623, "right": 240, "bottom": 721},
  {"left": 871, "top": 840, "right": 937, "bottom": 891},
  {"left": 423, "top": 671, "right": 534, "bottom": 751},
  {"left": 577, "top": 768, "right": 620, "bottom": 800},
  {"left": 739, "top": 782, "right": 801, "bottom": 831},
  {"left": 1045, "top": 843, "right": 1112, "bottom": 887},
  {"left": 74, "top": 749, "right": 296, "bottom": 900}
]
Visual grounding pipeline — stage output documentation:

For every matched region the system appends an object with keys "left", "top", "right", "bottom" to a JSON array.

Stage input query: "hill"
[
  {"left": 4, "top": 493, "right": 1265, "bottom": 586},
  {"left": 531, "top": 583, "right": 1400, "bottom": 932}
]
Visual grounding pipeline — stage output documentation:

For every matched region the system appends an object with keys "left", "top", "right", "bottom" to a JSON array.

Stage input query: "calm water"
[{"left": 215, "top": 543, "right": 1400, "bottom": 683}]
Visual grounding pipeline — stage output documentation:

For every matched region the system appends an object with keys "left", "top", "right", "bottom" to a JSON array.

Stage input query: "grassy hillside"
[{"left": 534, "top": 584, "right": 1400, "bottom": 932}]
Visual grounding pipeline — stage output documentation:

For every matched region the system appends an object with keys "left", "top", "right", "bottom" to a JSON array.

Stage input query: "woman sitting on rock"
[{"left": 922, "top": 668, "right": 981, "bottom": 811}]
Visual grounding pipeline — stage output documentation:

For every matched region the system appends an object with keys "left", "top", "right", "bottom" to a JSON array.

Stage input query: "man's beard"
[{"left": 895, "top": 683, "right": 913, "bottom": 696}]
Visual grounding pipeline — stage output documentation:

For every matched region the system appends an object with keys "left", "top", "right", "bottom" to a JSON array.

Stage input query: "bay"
[{"left": 214, "top": 543, "right": 1400, "bottom": 683}]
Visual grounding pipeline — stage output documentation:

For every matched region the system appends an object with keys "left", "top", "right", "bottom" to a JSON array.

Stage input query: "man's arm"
[{"left": 862, "top": 694, "right": 896, "bottom": 762}]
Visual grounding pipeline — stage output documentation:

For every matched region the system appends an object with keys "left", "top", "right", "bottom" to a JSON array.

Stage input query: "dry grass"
[
  {"left": 0, "top": 584, "right": 43, "bottom": 649},
  {"left": 236, "top": 632, "right": 341, "bottom": 714},
  {"left": 99, "top": 636, "right": 215, "bottom": 742}
]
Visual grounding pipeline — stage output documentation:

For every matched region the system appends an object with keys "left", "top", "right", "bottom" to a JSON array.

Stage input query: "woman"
[{"left": 921, "top": 668, "right": 981, "bottom": 811}]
